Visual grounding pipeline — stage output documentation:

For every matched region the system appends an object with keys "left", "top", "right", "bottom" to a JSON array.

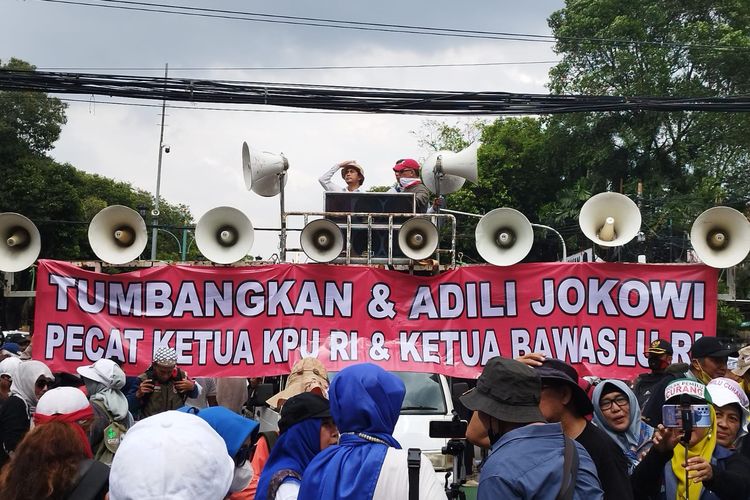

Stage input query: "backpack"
[{"left": 91, "top": 400, "right": 128, "bottom": 466}]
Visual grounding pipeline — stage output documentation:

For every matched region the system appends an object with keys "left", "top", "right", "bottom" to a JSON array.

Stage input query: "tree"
[
  {"left": 545, "top": 0, "right": 750, "bottom": 260},
  {"left": 0, "top": 58, "right": 67, "bottom": 156}
]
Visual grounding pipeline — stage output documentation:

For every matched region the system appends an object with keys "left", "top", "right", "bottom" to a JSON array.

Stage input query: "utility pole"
[{"left": 150, "top": 63, "right": 168, "bottom": 260}]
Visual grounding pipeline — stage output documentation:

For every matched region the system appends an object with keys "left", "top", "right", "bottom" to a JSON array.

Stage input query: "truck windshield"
[{"left": 329, "top": 371, "right": 446, "bottom": 415}]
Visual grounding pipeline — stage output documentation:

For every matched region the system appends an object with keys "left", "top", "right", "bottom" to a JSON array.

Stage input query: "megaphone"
[
  {"left": 195, "top": 206, "right": 254, "bottom": 264},
  {"left": 88, "top": 206, "right": 148, "bottom": 264},
  {"left": 579, "top": 192, "right": 641, "bottom": 247},
  {"left": 242, "top": 142, "right": 289, "bottom": 197},
  {"left": 422, "top": 142, "right": 480, "bottom": 195},
  {"left": 300, "top": 219, "right": 344, "bottom": 263},
  {"left": 398, "top": 217, "right": 439, "bottom": 260},
  {"left": 475, "top": 208, "right": 533, "bottom": 266},
  {"left": 690, "top": 206, "right": 750, "bottom": 268},
  {"left": 0, "top": 213, "right": 41, "bottom": 272}
]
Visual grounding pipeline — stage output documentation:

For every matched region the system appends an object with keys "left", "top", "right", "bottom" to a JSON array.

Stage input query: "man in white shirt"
[{"left": 318, "top": 160, "right": 365, "bottom": 192}]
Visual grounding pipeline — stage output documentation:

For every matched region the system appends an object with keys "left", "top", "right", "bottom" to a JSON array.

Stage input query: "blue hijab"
[
  {"left": 299, "top": 363, "right": 405, "bottom": 500},
  {"left": 256, "top": 417, "right": 323, "bottom": 500}
]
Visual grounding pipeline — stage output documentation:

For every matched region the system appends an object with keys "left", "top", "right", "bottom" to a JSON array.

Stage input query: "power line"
[
  {"left": 35, "top": 60, "right": 561, "bottom": 72},
  {"left": 35, "top": 0, "right": 750, "bottom": 52},
  {"left": 3, "top": 69, "right": 750, "bottom": 115}
]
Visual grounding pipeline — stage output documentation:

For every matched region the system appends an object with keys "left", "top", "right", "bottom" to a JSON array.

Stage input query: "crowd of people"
[{"left": 0, "top": 336, "right": 750, "bottom": 499}]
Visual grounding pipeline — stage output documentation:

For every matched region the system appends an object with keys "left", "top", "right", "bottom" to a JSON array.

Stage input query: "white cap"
[
  {"left": 707, "top": 377, "right": 750, "bottom": 438},
  {"left": 109, "top": 411, "right": 234, "bottom": 500},
  {"left": 76, "top": 358, "right": 126, "bottom": 389},
  {"left": 36, "top": 387, "right": 90, "bottom": 415}
]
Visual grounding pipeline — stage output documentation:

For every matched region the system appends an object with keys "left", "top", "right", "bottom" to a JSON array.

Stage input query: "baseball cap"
[
  {"left": 266, "top": 357, "right": 329, "bottom": 410},
  {"left": 278, "top": 392, "right": 332, "bottom": 433},
  {"left": 534, "top": 359, "right": 595, "bottom": 415},
  {"left": 460, "top": 357, "right": 544, "bottom": 424},
  {"left": 691, "top": 337, "right": 738, "bottom": 359},
  {"left": 0, "top": 342, "right": 21, "bottom": 357},
  {"left": 646, "top": 339, "right": 673, "bottom": 357},
  {"left": 393, "top": 158, "right": 420, "bottom": 173},
  {"left": 732, "top": 345, "right": 750, "bottom": 377},
  {"left": 707, "top": 377, "right": 750, "bottom": 438},
  {"left": 109, "top": 411, "right": 234, "bottom": 500}
]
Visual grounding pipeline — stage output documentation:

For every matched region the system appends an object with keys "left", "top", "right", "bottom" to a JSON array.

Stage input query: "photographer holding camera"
[{"left": 133, "top": 347, "right": 200, "bottom": 419}]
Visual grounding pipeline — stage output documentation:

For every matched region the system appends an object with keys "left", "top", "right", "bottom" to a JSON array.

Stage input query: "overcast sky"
[{"left": 1, "top": 0, "right": 565, "bottom": 259}]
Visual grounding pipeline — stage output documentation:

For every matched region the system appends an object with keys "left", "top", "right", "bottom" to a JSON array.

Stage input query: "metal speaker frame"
[
  {"left": 422, "top": 142, "right": 480, "bottom": 195},
  {"left": 300, "top": 219, "right": 344, "bottom": 263},
  {"left": 690, "top": 206, "right": 750, "bottom": 268},
  {"left": 88, "top": 206, "right": 148, "bottom": 265},
  {"left": 398, "top": 217, "right": 439, "bottom": 260},
  {"left": 0, "top": 213, "right": 41, "bottom": 272},
  {"left": 579, "top": 192, "right": 641, "bottom": 247},
  {"left": 195, "top": 206, "right": 254, "bottom": 264},
  {"left": 242, "top": 142, "right": 289, "bottom": 197},
  {"left": 475, "top": 207, "right": 534, "bottom": 266}
]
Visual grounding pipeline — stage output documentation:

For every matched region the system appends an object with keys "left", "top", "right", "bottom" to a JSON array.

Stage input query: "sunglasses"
[
  {"left": 234, "top": 443, "right": 256, "bottom": 468},
  {"left": 35, "top": 379, "right": 51, "bottom": 389}
]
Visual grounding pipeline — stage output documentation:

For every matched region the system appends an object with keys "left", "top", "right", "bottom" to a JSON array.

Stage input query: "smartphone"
[
  {"left": 429, "top": 419, "right": 468, "bottom": 439},
  {"left": 662, "top": 404, "right": 712, "bottom": 428}
]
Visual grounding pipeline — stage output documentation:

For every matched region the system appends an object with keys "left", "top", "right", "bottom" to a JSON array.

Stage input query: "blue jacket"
[{"left": 478, "top": 422, "right": 604, "bottom": 500}]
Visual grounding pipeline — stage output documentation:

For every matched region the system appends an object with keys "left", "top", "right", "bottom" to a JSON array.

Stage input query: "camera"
[
  {"left": 430, "top": 413, "right": 468, "bottom": 499},
  {"left": 429, "top": 419, "right": 468, "bottom": 439}
]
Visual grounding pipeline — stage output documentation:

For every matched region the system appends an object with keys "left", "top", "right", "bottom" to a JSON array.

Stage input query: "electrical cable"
[
  {"left": 3, "top": 70, "right": 750, "bottom": 115},
  {"left": 34, "top": 0, "right": 750, "bottom": 52}
]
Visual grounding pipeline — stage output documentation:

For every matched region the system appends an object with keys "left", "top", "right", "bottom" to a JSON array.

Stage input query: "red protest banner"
[{"left": 32, "top": 259, "right": 717, "bottom": 380}]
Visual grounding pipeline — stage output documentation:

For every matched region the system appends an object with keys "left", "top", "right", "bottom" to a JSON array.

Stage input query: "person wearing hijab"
[
  {"left": 299, "top": 363, "right": 444, "bottom": 500},
  {"left": 706, "top": 378, "right": 750, "bottom": 450},
  {"left": 0, "top": 359, "right": 54, "bottom": 467},
  {"left": 631, "top": 378, "right": 750, "bottom": 499},
  {"left": 178, "top": 405, "right": 260, "bottom": 495},
  {"left": 0, "top": 357, "right": 22, "bottom": 409},
  {"left": 256, "top": 392, "right": 337, "bottom": 500},
  {"left": 0, "top": 386, "right": 110, "bottom": 499},
  {"left": 76, "top": 359, "right": 133, "bottom": 464},
  {"left": 592, "top": 379, "right": 654, "bottom": 474}
]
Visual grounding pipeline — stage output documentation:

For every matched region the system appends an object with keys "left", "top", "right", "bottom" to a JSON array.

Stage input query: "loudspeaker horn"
[
  {"left": 88, "top": 206, "right": 148, "bottom": 264},
  {"left": 300, "top": 219, "right": 344, "bottom": 263},
  {"left": 242, "top": 142, "right": 289, "bottom": 197},
  {"left": 690, "top": 206, "right": 750, "bottom": 268},
  {"left": 0, "top": 213, "right": 41, "bottom": 272},
  {"left": 579, "top": 192, "right": 641, "bottom": 247},
  {"left": 422, "top": 142, "right": 480, "bottom": 195},
  {"left": 398, "top": 217, "right": 439, "bottom": 260},
  {"left": 195, "top": 207, "right": 254, "bottom": 264},
  {"left": 475, "top": 207, "right": 534, "bottom": 266}
]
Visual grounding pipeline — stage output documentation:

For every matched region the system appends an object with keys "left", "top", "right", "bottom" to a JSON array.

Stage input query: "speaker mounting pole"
[{"left": 279, "top": 171, "right": 287, "bottom": 262}]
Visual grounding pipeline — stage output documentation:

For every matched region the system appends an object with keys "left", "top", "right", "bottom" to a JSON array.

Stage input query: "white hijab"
[
  {"left": 0, "top": 357, "right": 22, "bottom": 381},
  {"left": 78, "top": 359, "right": 129, "bottom": 421},
  {"left": 10, "top": 360, "right": 54, "bottom": 413}
]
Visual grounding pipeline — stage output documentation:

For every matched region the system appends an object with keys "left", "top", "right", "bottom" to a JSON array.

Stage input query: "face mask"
[
  {"left": 399, "top": 177, "right": 420, "bottom": 188},
  {"left": 648, "top": 357, "right": 668, "bottom": 372}
]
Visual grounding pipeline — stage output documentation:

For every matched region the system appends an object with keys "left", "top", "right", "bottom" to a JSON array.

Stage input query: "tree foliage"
[{"left": 0, "top": 58, "right": 197, "bottom": 263}]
